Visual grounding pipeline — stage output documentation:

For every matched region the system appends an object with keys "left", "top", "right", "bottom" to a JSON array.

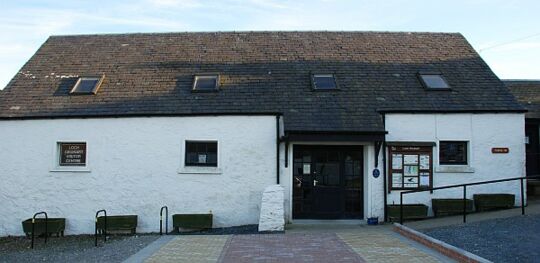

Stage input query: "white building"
[{"left": 0, "top": 32, "right": 526, "bottom": 235}]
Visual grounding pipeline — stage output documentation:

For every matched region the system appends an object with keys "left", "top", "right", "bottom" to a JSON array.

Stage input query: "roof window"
[
  {"left": 70, "top": 75, "right": 104, "bottom": 95},
  {"left": 312, "top": 74, "right": 337, "bottom": 90},
  {"left": 193, "top": 75, "right": 219, "bottom": 91},
  {"left": 418, "top": 73, "right": 450, "bottom": 89}
]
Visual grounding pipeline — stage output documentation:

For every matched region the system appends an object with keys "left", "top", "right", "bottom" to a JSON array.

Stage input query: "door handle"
[{"left": 313, "top": 180, "right": 318, "bottom": 186}]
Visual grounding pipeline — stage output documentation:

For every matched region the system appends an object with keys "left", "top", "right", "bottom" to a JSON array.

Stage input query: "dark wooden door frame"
[{"left": 292, "top": 145, "right": 364, "bottom": 219}]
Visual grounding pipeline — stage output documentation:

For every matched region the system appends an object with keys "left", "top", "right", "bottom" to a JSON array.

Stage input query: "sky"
[{"left": 1, "top": 0, "right": 539, "bottom": 89}]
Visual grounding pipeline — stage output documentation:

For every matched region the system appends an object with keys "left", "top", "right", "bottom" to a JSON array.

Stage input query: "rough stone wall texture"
[
  {"left": 258, "top": 185, "right": 285, "bottom": 232},
  {"left": 385, "top": 113, "right": 526, "bottom": 215},
  {"left": 0, "top": 116, "right": 276, "bottom": 236}
]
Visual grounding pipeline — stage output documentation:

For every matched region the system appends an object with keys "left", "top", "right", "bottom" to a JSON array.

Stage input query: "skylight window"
[
  {"left": 419, "top": 74, "right": 450, "bottom": 89},
  {"left": 70, "top": 76, "right": 104, "bottom": 95},
  {"left": 193, "top": 75, "right": 219, "bottom": 91},
  {"left": 312, "top": 74, "right": 337, "bottom": 90}
]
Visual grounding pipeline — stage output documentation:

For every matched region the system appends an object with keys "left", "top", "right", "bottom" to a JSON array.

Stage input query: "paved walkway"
[{"left": 127, "top": 224, "right": 453, "bottom": 263}]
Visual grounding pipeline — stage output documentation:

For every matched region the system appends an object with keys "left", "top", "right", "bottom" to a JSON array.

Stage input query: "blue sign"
[{"left": 372, "top": 168, "right": 380, "bottom": 178}]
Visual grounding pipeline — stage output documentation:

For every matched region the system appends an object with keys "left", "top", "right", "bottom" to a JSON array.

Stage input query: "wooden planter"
[
  {"left": 173, "top": 214, "right": 212, "bottom": 231},
  {"left": 387, "top": 204, "right": 428, "bottom": 222},
  {"left": 22, "top": 218, "right": 65, "bottom": 237},
  {"left": 97, "top": 215, "right": 138, "bottom": 234},
  {"left": 473, "top": 194, "right": 515, "bottom": 212},
  {"left": 432, "top": 199, "right": 474, "bottom": 217}
]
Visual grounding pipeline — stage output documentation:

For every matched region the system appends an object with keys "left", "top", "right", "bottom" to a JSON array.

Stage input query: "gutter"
[
  {"left": 377, "top": 109, "right": 527, "bottom": 114},
  {"left": 276, "top": 116, "right": 280, "bottom": 184},
  {"left": 382, "top": 113, "right": 388, "bottom": 222},
  {"left": 0, "top": 112, "right": 283, "bottom": 121}
]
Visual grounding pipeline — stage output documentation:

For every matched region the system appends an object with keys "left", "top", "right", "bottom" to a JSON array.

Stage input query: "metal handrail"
[
  {"left": 95, "top": 209, "right": 107, "bottom": 246},
  {"left": 399, "top": 175, "right": 540, "bottom": 224},
  {"left": 31, "top": 211, "right": 48, "bottom": 249},
  {"left": 160, "top": 206, "right": 168, "bottom": 235}
]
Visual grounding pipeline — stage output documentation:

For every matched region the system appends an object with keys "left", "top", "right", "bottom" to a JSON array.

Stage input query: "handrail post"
[
  {"left": 95, "top": 209, "right": 107, "bottom": 247},
  {"left": 521, "top": 178, "right": 525, "bottom": 215},
  {"left": 463, "top": 185, "right": 467, "bottom": 223},
  {"left": 400, "top": 192, "right": 404, "bottom": 225},
  {"left": 160, "top": 206, "right": 168, "bottom": 235},
  {"left": 398, "top": 175, "right": 540, "bottom": 226},
  {"left": 31, "top": 211, "right": 48, "bottom": 249}
]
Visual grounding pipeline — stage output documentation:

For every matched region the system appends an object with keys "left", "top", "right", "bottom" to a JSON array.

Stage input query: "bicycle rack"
[
  {"left": 31, "top": 211, "right": 48, "bottom": 249},
  {"left": 95, "top": 209, "right": 107, "bottom": 247},
  {"left": 160, "top": 206, "right": 168, "bottom": 235}
]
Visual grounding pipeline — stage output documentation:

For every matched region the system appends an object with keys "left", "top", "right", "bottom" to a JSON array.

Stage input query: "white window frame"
[
  {"left": 50, "top": 140, "right": 91, "bottom": 172},
  {"left": 178, "top": 139, "right": 222, "bottom": 174}
]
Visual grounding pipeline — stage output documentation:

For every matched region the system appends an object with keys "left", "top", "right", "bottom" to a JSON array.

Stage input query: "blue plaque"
[{"left": 372, "top": 168, "right": 380, "bottom": 178}]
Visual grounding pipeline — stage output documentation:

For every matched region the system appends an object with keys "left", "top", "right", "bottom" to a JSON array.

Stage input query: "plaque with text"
[
  {"left": 59, "top": 143, "right": 87, "bottom": 166},
  {"left": 491, "top": 148, "right": 509, "bottom": 154}
]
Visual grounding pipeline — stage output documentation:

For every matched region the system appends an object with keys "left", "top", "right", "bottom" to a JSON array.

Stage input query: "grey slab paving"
[
  {"left": 144, "top": 235, "right": 229, "bottom": 263},
  {"left": 123, "top": 235, "right": 175, "bottom": 263}
]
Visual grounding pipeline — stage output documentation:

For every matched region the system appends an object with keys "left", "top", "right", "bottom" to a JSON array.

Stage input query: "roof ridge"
[
  {"left": 503, "top": 79, "right": 540, "bottom": 82},
  {"left": 49, "top": 30, "right": 462, "bottom": 38}
]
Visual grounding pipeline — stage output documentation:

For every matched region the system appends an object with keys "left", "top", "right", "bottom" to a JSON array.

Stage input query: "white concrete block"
[{"left": 258, "top": 185, "right": 285, "bottom": 232}]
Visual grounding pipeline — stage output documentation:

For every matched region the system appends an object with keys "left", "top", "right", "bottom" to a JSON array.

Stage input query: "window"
[
  {"left": 58, "top": 142, "right": 87, "bottom": 166},
  {"left": 418, "top": 74, "right": 450, "bottom": 89},
  {"left": 193, "top": 75, "right": 219, "bottom": 91},
  {"left": 185, "top": 141, "right": 218, "bottom": 167},
  {"left": 389, "top": 146, "right": 432, "bottom": 190},
  {"left": 312, "top": 74, "right": 337, "bottom": 90},
  {"left": 70, "top": 76, "right": 104, "bottom": 94},
  {"left": 439, "top": 141, "right": 468, "bottom": 165}
]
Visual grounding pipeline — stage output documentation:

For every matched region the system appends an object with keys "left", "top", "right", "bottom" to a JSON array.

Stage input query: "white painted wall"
[
  {"left": 384, "top": 113, "right": 526, "bottom": 215},
  {"left": 0, "top": 116, "right": 277, "bottom": 236}
]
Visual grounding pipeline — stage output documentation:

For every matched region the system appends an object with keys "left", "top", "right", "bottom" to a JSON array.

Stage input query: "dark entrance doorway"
[
  {"left": 525, "top": 123, "right": 540, "bottom": 176},
  {"left": 525, "top": 122, "right": 540, "bottom": 199},
  {"left": 292, "top": 145, "right": 363, "bottom": 219}
]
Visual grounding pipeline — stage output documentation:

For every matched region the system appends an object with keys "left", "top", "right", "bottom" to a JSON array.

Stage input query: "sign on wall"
[
  {"left": 59, "top": 142, "right": 87, "bottom": 166},
  {"left": 388, "top": 146, "right": 433, "bottom": 191},
  {"left": 491, "top": 147, "right": 509, "bottom": 154}
]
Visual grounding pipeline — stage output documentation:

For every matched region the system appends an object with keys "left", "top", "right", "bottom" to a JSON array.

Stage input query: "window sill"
[
  {"left": 177, "top": 166, "right": 222, "bottom": 174},
  {"left": 435, "top": 166, "right": 475, "bottom": 173},
  {"left": 50, "top": 168, "right": 91, "bottom": 173}
]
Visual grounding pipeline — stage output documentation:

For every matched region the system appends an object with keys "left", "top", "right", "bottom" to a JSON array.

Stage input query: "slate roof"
[
  {"left": 0, "top": 31, "right": 525, "bottom": 132},
  {"left": 505, "top": 80, "right": 540, "bottom": 119}
]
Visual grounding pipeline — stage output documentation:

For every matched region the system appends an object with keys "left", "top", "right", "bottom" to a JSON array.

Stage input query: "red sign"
[{"left": 491, "top": 148, "right": 509, "bottom": 154}]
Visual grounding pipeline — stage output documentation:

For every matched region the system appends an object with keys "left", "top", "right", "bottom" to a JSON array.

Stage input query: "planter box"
[
  {"left": 387, "top": 204, "right": 428, "bottom": 222},
  {"left": 97, "top": 215, "right": 138, "bottom": 234},
  {"left": 473, "top": 194, "right": 515, "bottom": 212},
  {"left": 173, "top": 214, "right": 212, "bottom": 231},
  {"left": 432, "top": 199, "right": 474, "bottom": 217},
  {"left": 22, "top": 218, "right": 65, "bottom": 237}
]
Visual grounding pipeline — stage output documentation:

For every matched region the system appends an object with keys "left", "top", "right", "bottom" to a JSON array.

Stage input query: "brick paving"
[{"left": 220, "top": 233, "right": 365, "bottom": 263}]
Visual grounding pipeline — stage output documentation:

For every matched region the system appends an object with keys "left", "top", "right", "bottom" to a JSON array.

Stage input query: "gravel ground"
[
  {"left": 0, "top": 234, "right": 159, "bottom": 263},
  {"left": 422, "top": 214, "right": 540, "bottom": 263}
]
